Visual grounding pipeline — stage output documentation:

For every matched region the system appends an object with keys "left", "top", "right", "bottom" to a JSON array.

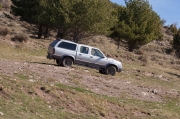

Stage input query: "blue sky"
[{"left": 110, "top": 0, "right": 180, "bottom": 28}]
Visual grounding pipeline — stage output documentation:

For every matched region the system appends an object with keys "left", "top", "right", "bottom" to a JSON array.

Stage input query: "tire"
[
  {"left": 106, "top": 66, "right": 116, "bottom": 76},
  {"left": 62, "top": 57, "right": 73, "bottom": 67},
  {"left": 56, "top": 59, "right": 61, "bottom": 66}
]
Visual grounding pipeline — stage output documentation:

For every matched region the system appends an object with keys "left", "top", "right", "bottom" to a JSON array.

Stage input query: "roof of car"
[
  {"left": 57, "top": 39, "right": 99, "bottom": 49},
  {"left": 58, "top": 39, "right": 76, "bottom": 44}
]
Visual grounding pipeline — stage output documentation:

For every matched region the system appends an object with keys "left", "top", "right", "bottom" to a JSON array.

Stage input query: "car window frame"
[
  {"left": 80, "top": 46, "right": 89, "bottom": 54},
  {"left": 58, "top": 41, "right": 77, "bottom": 51}
]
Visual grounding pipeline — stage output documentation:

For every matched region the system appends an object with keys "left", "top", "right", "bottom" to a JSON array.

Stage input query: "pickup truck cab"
[{"left": 47, "top": 39, "right": 122, "bottom": 76}]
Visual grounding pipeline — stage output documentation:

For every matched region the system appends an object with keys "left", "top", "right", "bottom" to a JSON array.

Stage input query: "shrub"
[
  {"left": 0, "top": 27, "right": 10, "bottom": 36},
  {"left": 173, "top": 32, "right": 180, "bottom": 50},
  {"left": 134, "top": 49, "right": 144, "bottom": 55},
  {"left": 138, "top": 54, "right": 148, "bottom": 66},
  {"left": 11, "top": 33, "right": 29, "bottom": 43}
]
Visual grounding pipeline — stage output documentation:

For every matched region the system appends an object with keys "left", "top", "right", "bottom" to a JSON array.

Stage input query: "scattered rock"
[
  {"left": 124, "top": 81, "right": 131, "bottom": 84},
  {"left": 158, "top": 75, "right": 163, "bottom": 79},
  {"left": 151, "top": 89, "right": 158, "bottom": 94},
  {"left": 40, "top": 87, "right": 46, "bottom": 91},
  {"left": 137, "top": 70, "right": 141, "bottom": 72},
  {"left": 29, "top": 79, "right": 35, "bottom": 82},
  {"left": 142, "top": 92, "right": 149, "bottom": 96},
  {"left": 84, "top": 70, "right": 89, "bottom": 73},
  {"left": 0, "top": 111, "right": 4, "bottom": 115}
]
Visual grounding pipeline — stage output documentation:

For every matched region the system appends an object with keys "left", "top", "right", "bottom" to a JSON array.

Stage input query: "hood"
[{"left": 107, "top": 57, "right": 121, "bottom": 64}]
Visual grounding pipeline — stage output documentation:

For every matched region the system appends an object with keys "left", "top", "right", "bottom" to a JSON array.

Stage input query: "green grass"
[
  {"left": 56, "top": 83, "right": 93, "bottom": 93},
  {"left": 0, "top": 41, "right": 48, "bottom": 62}
]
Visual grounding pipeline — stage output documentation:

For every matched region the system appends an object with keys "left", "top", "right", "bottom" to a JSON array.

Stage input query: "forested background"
[{"left": 1, "top": 0, "right": 180, "bottom": 52}]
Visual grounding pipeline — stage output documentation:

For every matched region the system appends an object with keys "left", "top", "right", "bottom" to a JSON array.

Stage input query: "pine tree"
[
  {"left": 169, "top": 24, "right": 178, "bottom": 34},
  {"left": 59, "top": 0, "right": 115, "bottom": 42},
  {"left": 11, "top": 0, "right": 39, "bottom": 22},
  {"left": 173, "top": 28, "right": 180, "bottom": 50},
  {"left": 11, "top": 0, "right": 114, "bottom": 41},
  {"left": 110, "top": 0, "right": 162, "bottom": 51}
]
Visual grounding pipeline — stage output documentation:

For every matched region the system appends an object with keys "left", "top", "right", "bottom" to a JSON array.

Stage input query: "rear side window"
[
  {"left": 80, "top": 46, "right": 89, "bottom": 54},
  {"left": 49, "top": 40, "right": 60, "bottom": 47},
  {"left": 58, "top": 41, "right": 77, "bottom": 51}
]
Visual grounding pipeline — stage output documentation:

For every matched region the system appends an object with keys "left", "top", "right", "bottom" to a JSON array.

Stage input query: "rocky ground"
[{"left": 1, "top": 58, "right": 179, "bottom": 103}]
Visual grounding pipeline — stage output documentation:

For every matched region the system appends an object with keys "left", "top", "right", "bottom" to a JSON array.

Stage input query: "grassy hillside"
[{"left": 0, "top": 10, "right": 180, "bottom": 119}]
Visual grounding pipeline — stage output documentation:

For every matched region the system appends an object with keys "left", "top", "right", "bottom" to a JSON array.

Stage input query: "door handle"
[
  {"left": 90, "top": 56, "right": 93, "bottom": 58},
  {"left": 79, "top": 54, "right": 82, "bottom": 56}
]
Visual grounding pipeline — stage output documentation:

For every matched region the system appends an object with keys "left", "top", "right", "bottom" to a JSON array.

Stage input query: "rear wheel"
[
  {"left": 106, "top": 66, "right": 116, "bottom": 76},
  {"left": 62, "top": 57, "right": 73, "bottom": 67}
]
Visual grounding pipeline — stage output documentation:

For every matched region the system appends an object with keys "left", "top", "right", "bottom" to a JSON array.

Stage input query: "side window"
[
  {"left": 58, "top": 41, "right": 77, "bottom": 51},
  {"left": 50, "top": 40, "right": 59, "bottom": 47},
  {"left": 91, "top": 48, "right": 104, "bottom": 58},
  {"left": 80, "top": 46, "right": 89, "bottom": 54}
]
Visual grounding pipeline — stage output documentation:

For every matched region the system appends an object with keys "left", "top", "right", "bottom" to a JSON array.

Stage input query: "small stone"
[
  {"left": 137, "top": 70, "right": 141, "bottom": 72},
  {"left": 158, "top": 75, "right": 163, "bottom": 79},
  {"left": 40, "top": 87, "right": 46, "bottom": 91},
  {"left": 84, "top": 70, "right": 89, "bottom": 72},
  {"left": 29, "top": 79, "right": 35, "bottom": 82},
  {"left": 151, "top": 89, "right": 157, "bottom": 94},
  {"left": 0, "top": 111, "right": 4, "bottom": 115}
]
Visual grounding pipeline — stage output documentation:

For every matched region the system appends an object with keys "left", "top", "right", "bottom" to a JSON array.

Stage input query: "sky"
[{"left": 110, "top": 0, "right": 180, "bottom": 28}]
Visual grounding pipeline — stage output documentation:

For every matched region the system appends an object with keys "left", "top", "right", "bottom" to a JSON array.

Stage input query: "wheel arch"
[{"left": 62, "top": 55, "right": 75, "bottom": 64}]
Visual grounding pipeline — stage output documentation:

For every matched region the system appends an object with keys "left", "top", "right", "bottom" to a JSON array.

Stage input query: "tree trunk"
[
  {"left": 44, "top": 27, "right": 49, "bottom": 39},
  {"left": 57, "top": 28, "right": 64, "bottom": 39},
  {"left": 118, "top": 40, "right": 120, "bottom": 50},
  {"left": 38, "top": 24, "right": 43, "bottom": 39},
  {"left": 128, "top": 40, "right": 137, "bottom": 52}
]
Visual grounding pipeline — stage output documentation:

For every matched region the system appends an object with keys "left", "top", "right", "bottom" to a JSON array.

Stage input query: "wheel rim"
[
  {"left": 107, "top": 66, "right": 116, "bottom": 76},
  {"left": 64, "top": 58, "right": 72, "bottom": 66}
]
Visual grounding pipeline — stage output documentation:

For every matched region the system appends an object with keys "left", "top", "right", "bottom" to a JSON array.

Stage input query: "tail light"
[{"left": 53, "top": 48, "right": 55, "bottom": 54}]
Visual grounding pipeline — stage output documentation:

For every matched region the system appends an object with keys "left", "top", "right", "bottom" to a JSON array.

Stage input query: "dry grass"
[
  {"left": 0, "top": 27, "right": 10, "bottom": 36},
  {"left": 0, "top": 0, "right": 11, "bottom": 10},
  {"left": 11, "top": 33, "right": 29, "bottom": 43}
]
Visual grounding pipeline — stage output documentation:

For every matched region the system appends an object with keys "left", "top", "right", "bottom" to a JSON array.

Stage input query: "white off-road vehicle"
[{"left": 47, "top": 39, "right": 122, "bottom": 76}]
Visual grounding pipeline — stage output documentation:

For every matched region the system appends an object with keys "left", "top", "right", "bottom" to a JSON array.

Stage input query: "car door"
[
  {"left": 88, "top": 48, "right": 108, "bottom": 68},
  {"left": 75, "top": 45, "right": 91, "bottom": 66}
]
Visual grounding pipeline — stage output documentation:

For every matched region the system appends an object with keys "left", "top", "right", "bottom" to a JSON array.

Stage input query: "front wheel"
[
  {"left": 62, "top": 57, "right": 73, "bottom": 67},
  {"left": 106, "top": 66, "right": 116, "bottom": 76}
]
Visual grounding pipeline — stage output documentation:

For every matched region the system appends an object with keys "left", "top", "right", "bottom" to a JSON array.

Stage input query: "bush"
[
  {"left": 11, "top": 33, "right": 29, "bottom": 43},
  {"left": 0, "top": 27, "right": 10, "bottom": 36},
  {"left": 138, "top": 54, "right": 148, "bottom": 66},
  {"left": 134, "top": 49, "right": 144, "bottom": 55}
]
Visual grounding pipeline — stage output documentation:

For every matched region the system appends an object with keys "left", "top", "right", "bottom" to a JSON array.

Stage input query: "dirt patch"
[{"left": 0, "top": 59, "right": 174, "bottom": 103}]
